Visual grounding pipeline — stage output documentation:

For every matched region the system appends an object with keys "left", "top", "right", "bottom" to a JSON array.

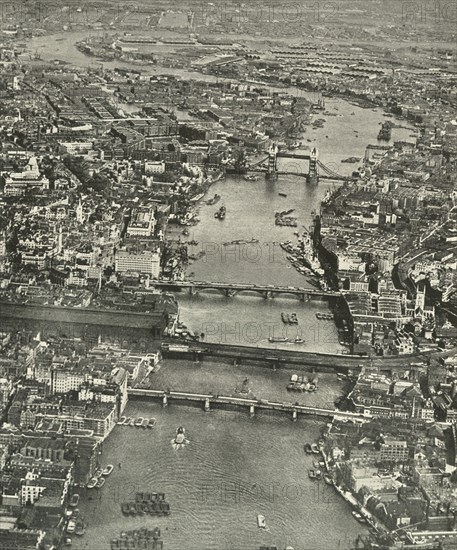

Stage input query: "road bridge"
[
  {"left": 154, "top": 280, "right": 340, "bottom": 300},
  {"left": 128, "top": 388, "right": 365, "bottom": 422}
]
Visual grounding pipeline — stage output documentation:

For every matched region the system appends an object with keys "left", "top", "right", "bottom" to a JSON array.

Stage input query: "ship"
[
  {"left": 301, "top": 231, "right": 322, "bottom": 272},
  {"left": 268, "top": 336, "right": 289, "bottom": 343}
]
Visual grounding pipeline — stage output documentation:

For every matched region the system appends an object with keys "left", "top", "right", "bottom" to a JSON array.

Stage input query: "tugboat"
[
  {"left": 214, "top": 205, "right": 226, "bottom": 219},
  {"left": 172, "top": 427, "right": 189, "bottom": 450}
]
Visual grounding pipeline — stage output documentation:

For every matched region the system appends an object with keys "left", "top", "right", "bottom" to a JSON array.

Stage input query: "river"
[{"left": 24, "top": 33, "right": 415, "bottom": 548}]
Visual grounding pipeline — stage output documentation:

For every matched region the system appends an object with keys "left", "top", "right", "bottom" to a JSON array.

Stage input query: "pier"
[
  {"left": 128, "top": 388, "right": 364, "bottom": 421},
  {"left": 154, "top": 280, "right": 340, "bottom": 300}
]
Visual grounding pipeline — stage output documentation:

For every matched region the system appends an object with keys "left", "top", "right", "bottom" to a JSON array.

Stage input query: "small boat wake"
[{"left": 171, "top": 427, "right": 189, "bottom": 450}]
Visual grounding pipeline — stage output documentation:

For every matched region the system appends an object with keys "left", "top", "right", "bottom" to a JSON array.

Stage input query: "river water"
[
  {"left": 25, "top": 33, "right": 416, "bottom": 548},
  {"left": 73, "top": 399, "right": 367, "bottom": 550}
]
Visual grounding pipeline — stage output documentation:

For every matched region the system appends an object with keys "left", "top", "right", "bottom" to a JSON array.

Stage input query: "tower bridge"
[{"left": 248, "top": 144, "right": 347, "bottom": 183}]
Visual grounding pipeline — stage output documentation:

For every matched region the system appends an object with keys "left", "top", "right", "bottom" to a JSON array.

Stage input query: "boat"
[
  {"left": 304, "top": 443, "right": 313, "bottom": 454},
  {"left": 67, "top": 520, "right": 76, "bottom": 534},
  {"left": 315, "top": 469, "right": 323, "bottom": 481},
  {"left": 257, "top": 515, "right": 267, "bottom": 529},
  {"left": 135, "top": 417, "right": 144, "bottom": 427},
  {"left": 308, "top": 469, "right": 316, "bottom": 480},
  {"left": 281, "top": 312, "right": 289, "bottom": 324},
  {"left": 311, "top": 443, "right": 320, "bottom": 454},
  {"left": 293, "top": 337, "right": 305, "bottom": 344},
  {"left": 75, "top": 521, "right": 86, "bottom": 537},
  {"left": 96, "top": 477, "right": 106, "bottom": 489},
  {"left": 268, "top": 337, "right": 289, "bottom": 343},
  {"left": 214, "top": 206, "right": 226, "bottom": 219},
  {"left": 87, "top": 478, "right": 97, "bottom": 489},
  {"left": 324, "top": 474, "right": 333, "bottom": 485},
  {"left": 70, "top": 494, "right": 79, "bottom": 508},
  {"left": 142, "top": 419, "right": 149, "bottom": 428},
  {"left": 65, "top": 538, "right": 72, "bottom": 546},
  {"left": 102, "top": 465, "right": 114, "bottom": 476},
  {"left": 117, "top": 416, "right": 126, "bottom": 425},
  {"left": 352, "top": 511, "right": 366, "bottom": 523},
  {"left": 149, "top": 418, "right": 157, "bottom": 428},
  {"left": 173, "top": 426, "right": 188, "bottom": 448},
  {"left": 95, "top": 468, "right": 103, "bottom": 478},
  {"left": 278, "top": 192, "right": 287, "bottom": 197}
]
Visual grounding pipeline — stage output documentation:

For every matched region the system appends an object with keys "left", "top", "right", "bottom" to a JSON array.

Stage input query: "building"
[
  {"left": 115, "top": 248, "right": 160, "bottom": 277},
  {"left": 126, "top": 206, "right": 156, "bottom": 237}
]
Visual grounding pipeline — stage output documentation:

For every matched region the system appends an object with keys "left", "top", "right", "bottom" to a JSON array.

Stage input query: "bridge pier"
[
  {"left": 292, "top": 410, "right": 297, "bottom": 422},
  {"left": 204, "top": 398, "right": 210, "bottom": 412},
  {"left": 162, "top": 394, "right": 168, "bottom": 407},
  {"left": 249, "top": 405, "right": 255, "bottom": 417}
]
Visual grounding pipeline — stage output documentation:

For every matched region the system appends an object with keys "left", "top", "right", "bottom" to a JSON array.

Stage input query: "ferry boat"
[
  {"left": 268, "top": 336, "right": 289, "bottom": 343},
  {"left": 135, "top": 417, "right": 144, "bottom": 427},
  {"left": 70, "top": 494, "right": 80, "bottom": 507},
  {"left": 87, "top": 478, "right": 98, "bottom": 489},
  {"left": 102, "top": 465, "right": 114, "bottom": 476},
  {"left": 257, "top": 515, "right": 267, "bottom": 529},
  {"left": 96, "top": 477, "right": 106, "bottom": 489},
  {"left": 149, "top": 418, "right": 157, "bottom": 428}
]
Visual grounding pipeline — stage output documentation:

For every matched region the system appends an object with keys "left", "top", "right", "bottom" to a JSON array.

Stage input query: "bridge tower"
[
  {"left": 308, "top": 147, "right": 318, "bottom": 184},
  {"left": 266, "top": 143, "right": 278, "bottom": 180}
]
